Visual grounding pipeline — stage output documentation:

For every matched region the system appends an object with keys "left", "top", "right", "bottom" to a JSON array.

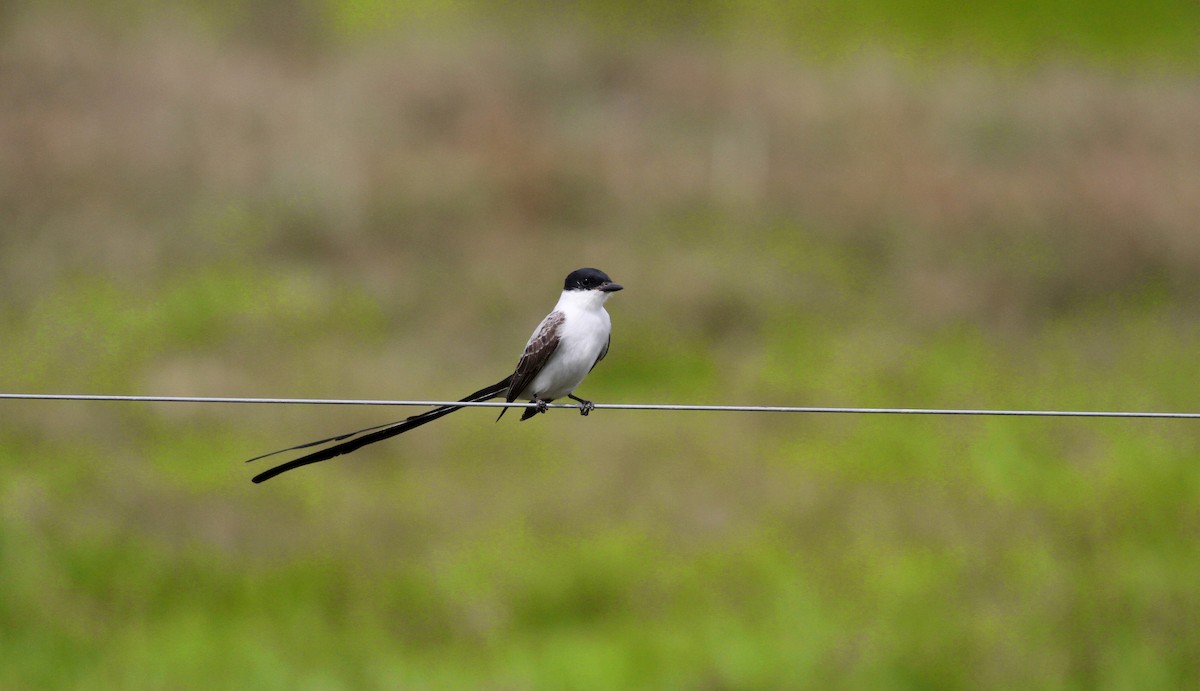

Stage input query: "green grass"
[
  {"left": 2, "top": 3, "right": 1200, "bottom": 688},
  {"left": 318, "top": 0, "right": 1200, "bottom": 66}
]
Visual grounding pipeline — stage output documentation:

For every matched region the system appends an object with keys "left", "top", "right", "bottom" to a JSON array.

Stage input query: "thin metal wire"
[{"left": 1, "top": 392, "right": 1199, "bottom": 418}]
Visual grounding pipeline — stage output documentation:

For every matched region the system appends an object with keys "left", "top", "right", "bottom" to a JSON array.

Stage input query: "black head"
[{"left": 564, "top": 268, "right": 623, "bottom": 293}]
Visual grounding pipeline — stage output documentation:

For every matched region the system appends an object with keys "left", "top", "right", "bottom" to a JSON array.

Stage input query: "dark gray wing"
[
  {"left": 505, "top": 310, "right": 564, "bottom": 404},
  {"left": 589, "top": 334, "right": 610, "bottom": 372}
]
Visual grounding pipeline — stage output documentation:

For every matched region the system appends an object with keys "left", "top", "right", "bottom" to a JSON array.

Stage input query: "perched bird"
[{"left": 248, "top": 267, "right": 623, "bottom": 482}]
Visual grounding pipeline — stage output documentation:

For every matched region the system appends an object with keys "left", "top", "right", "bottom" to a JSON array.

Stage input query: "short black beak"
[{"left": 600, "top": 282, "right": 624, "bottom": 292}]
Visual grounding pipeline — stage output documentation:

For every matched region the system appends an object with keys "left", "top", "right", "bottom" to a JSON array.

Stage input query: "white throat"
[{"left": 554, "top": 288, "right": 611, "bottom": 314}]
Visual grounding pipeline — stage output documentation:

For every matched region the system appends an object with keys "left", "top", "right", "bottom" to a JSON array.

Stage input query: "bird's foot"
[
  {"left": 534, "top": 399, "right": 549, "bottom": 415},
  {"left": 568, "top": 394, "right": 595, "bottom": 416}
]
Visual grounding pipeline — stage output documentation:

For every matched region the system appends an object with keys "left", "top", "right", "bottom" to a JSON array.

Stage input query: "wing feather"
[
  {"left": 589, "top": 334, "right": 610, "bottom": 372},
  {"left": 496, "top": 311, "right": 564, "bottom": 420}
]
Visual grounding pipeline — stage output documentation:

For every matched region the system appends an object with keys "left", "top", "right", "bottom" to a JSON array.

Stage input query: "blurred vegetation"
[{"left": 2, "top": 0, "right": 1199, "bottom": 688}]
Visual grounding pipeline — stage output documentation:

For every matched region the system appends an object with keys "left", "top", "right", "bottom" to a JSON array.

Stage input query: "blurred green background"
[{"left": 2, "top": 0, "right": 1199, "bottom": 687}]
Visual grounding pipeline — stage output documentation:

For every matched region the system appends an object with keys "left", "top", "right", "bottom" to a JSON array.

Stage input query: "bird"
[{"left": 247, "top": 267, "right": 623, "bottom": 483}]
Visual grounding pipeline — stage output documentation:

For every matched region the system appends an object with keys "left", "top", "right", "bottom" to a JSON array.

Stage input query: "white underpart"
[{"left": 522, "top": 288, "right": 613, "bottom": 401}]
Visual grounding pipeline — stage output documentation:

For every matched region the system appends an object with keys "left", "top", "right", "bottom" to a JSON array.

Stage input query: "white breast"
[{"left": 525, "top": 292, "right": 612, "bottom": 401}]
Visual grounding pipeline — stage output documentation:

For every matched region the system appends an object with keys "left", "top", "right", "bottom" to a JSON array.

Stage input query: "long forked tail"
[{"left": 249, "top": 375, "right": 514, "bottom": 483}]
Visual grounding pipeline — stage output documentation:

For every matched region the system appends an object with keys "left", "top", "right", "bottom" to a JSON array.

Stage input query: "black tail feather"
[
  {"left": 250, "top": 375, "right": 514, "bottom": 483},
  {"left": 244, "top": 419, "right": 406, "bottom": 464}
]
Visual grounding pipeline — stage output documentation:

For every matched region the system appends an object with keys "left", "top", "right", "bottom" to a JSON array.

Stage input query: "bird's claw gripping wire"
[{"left": 568, "top": 394, "right": 595, "bottom": 416}]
